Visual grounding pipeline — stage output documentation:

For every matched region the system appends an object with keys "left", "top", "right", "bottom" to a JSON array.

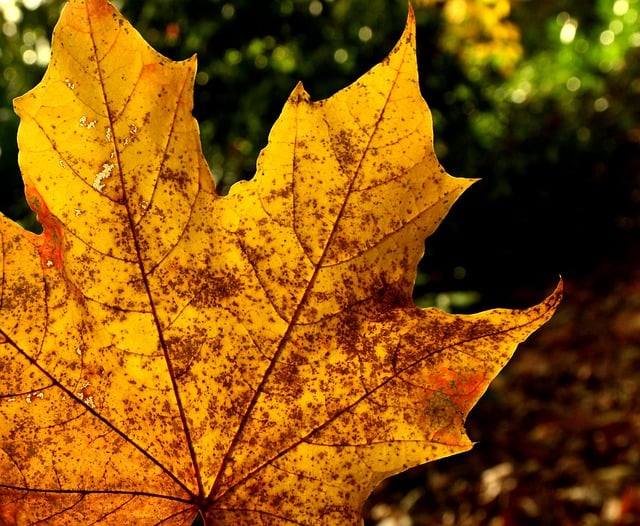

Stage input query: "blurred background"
[{"left": 1, "top": 0, "right": 639, "bottom": 524}]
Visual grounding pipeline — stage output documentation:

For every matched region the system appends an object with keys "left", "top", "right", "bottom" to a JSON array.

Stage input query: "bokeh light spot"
[
  {"left": 566, "top": 77, "right": 581, "bottom": 92},
  {"left": 600, "top": 29, "right": 615, "bottom": 45},
  {"left": 309, "top": 0, "right": 322, "bottom": 16},
  {"left": 333, "top": 48, "right": 348, "bottom": 64},
  {"left": 358, "top": 26, "right": 372, "bottom": 42},
  {"left": 594, "top": 97, "right": 609, "bottom": 112},
  {"left": 560, "top": 19, "right": 578, "bottom": 44}
]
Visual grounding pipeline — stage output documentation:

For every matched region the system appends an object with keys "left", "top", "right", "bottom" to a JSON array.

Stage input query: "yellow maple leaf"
[{"left": 0, "top": 1, "right": 560, "bottom": 524}]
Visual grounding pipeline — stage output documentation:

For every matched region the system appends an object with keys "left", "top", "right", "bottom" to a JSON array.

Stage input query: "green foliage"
[{"left": 421, "top": 0, "right": 639, "bottom": 307}]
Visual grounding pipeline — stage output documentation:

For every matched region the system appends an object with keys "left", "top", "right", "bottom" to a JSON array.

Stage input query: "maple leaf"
[{"left": 0, "top": 1, "right": 561, "bottom": 525}]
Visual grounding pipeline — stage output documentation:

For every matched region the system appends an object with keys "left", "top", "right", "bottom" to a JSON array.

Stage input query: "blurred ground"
[{"left": 363, "top": 245, "right": 640, "bottom": 526}]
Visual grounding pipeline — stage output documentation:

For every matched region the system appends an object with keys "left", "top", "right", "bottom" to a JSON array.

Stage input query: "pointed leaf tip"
[
  {"left": 547, "top": 278, "right": 564, "bottom": 311},
  {"left": 85, "top": 0, "right": 114, "bottom": 16},
  {"left": 289, "top": 81, "right": 311, "bottom": 103},
  {"left": 407, "top": 3, "right": 416, "bottom": 25}
]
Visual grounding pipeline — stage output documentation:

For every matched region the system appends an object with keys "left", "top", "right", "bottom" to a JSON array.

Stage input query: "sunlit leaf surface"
[{"left": 0, "top": 1, "right": 560, "bottom": 524}]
